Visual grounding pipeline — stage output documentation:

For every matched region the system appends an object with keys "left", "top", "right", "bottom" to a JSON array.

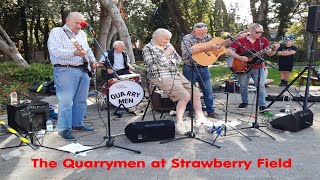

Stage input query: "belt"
[
  {"left": 185, "top": 64, "right": 207, "bottom": 68},
  {"left": 54, "top": 64, "right": 84, "bottom": 68}
]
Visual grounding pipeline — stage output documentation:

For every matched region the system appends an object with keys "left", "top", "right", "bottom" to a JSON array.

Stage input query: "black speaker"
[
  {"left": 125, "top": 120, "right": 175, "bottom": 143},
  {"left": 306, "top": 5, "right": 320, "bottom": 33},
  {"left": 270, "top": 109, "right": 313, "bottom": 132},
  {"left": 7, "top": 101, "right": 49, "bottom": 134}
]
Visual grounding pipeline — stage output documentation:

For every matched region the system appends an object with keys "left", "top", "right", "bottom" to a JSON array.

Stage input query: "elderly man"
[
  {"left": 227, "top": 23, "right": 280, "bottom": 112},
  {"left": 143, "top": 28, "right": 213, "bottom": 135},
  {"left": 99, "top": 40, "right": 135, "bottom": 80},
  {"left": 181, "top": 22, "right": 221, "bottom": 119},
  {"left": 48, "top": 12, "right": 96, "bottom": 140}
]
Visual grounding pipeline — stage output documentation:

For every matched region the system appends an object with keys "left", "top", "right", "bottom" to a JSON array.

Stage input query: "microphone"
[
  {"left": 227, "top": 34, "right": 237, "bottom": 41},
  {"left": 80, "top": 22, "right": 96, "bottom": 36}
]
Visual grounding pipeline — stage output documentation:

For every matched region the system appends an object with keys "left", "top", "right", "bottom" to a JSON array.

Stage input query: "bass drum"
[{"left": 109, "top": 80, "right": 144, "bottom": 108}]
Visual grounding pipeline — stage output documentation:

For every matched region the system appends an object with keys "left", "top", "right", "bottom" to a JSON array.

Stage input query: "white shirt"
[{"left": 99, "top": 51, "right": 128, "bottom": 71}]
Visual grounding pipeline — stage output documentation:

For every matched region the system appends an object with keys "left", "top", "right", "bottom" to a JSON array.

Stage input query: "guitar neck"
[{"left": 220, "top": 39, "right": 233, "bottom": 47}]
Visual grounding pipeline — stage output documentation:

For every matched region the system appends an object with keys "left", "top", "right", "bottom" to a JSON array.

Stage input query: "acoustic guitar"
[
  {"left": 228, "top": 47, "right": 273, "bottom": 75},
  {"left": 228, "top": 35, "right": 294, "bottom": 74},
  {"left": 191, "top": 30, "right": 249, "bottom": 66}
]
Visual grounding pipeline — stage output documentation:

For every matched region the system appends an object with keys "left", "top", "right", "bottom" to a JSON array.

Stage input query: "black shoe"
[
  {"left": 207, "top": 112, "right": 221, "bottom": 119},
  {"left": 238, "top": 103, "right": 248, "bottom": 110},
  {"left": 259, "top": 106, "right": 271, "bottom": 113},
  {"left": 58, "top": 130, "right": 75, "bottom": 140},
  {"left": 72, "top": 126, "right": 95, "bottom": 131}
]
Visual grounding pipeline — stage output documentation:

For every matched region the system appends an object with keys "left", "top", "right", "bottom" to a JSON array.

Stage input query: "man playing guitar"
[{"left": 227, "top": 23, "right": 280, "bottom": 112}]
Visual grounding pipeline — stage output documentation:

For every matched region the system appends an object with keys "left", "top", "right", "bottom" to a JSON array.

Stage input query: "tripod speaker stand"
[
  {"left": 269, "top": 6, "right": 320, "bottom": 109},
  {"left": 267, "top": 33, "right": 320, "bottom": 110}
]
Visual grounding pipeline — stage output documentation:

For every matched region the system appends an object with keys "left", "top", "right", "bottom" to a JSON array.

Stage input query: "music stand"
[
  {"left": 76, "top": 24, "right": 141, "bottom": 154},
  {"left": 227, "top": 35, "right": 275, "bottom": 140},
  {"left": 160, "top": 34, "right": 221, "bottom": 148}
]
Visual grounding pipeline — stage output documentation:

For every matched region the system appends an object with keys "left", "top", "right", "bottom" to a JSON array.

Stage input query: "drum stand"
[{"left": 113, "top": 104, "right": 136, "bottom": 118}]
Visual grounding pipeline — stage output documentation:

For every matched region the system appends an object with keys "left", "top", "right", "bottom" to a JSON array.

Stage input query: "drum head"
[{"left": 109, "top": 80, "right": 144, "bottom": 108}]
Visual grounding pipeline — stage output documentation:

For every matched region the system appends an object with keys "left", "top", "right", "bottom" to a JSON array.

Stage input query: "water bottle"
[
  {"left": 285, "top": 103, "right": 291, "bottom": 114},
  {"left": 10, "top": 90, "right": 18, "bottom": 105},
  {"left": 46, "top": 118, "right": 54, "bottom": 132},
  {"left": 198, "top": 122, "right": 206, "bottom": 137}
]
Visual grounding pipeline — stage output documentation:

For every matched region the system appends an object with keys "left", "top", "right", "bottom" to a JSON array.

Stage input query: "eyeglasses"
[
  {"left": 254, "top": 31, "right": 264, "bottom": 34},
  {"left": 193, "top": 23, "right": 207, "bottom": 29}
]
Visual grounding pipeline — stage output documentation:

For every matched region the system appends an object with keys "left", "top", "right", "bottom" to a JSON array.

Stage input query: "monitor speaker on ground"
[
  {"left": 125, "top": 120, "right": 175, "bottom": 143},
  {"left": 270, "top": 109, "right": 313, "bottom": 132},
  {"left": 306, "top": 5, "right": 320, "bottom": 33},
  {"left": 7, "top": 101, "right": 49, "bottom": 134}
]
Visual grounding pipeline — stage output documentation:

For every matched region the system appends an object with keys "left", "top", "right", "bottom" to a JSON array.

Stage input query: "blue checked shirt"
[
  {"left": 181, "top": 33, "right": 212, "bottom": 66},
  {"left": 48, "top": 24, "right": 96, "bottom": 66},
  {"left": 143, "top": 41, "right": 181, "bottom": 79}
]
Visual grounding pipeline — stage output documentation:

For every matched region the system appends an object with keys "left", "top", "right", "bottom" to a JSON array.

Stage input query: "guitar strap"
[
  {"left": 62, "top": 28, "right": 88, "bottom": 64},
  {"left": 258, "top": 38, "right": 263, "bottom": 60}
]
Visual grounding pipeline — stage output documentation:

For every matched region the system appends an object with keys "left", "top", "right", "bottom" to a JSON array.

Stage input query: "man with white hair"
[
  {"left": 48, "top": 12, "right": 96, "bottom": 140},
  {"left": 143, "top": 28, "right": 213, "bottom": 135},
  {"left": 99, "top": 40, "right": 135, "bottom": 79}
]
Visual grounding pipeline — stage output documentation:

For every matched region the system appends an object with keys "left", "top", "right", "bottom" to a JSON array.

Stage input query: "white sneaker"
[
  {"left": 175, "top": 123, "right": 188, "bottom": 135},
  {"left": 195, "top": 119, "right": 213, "bottom": 127}
]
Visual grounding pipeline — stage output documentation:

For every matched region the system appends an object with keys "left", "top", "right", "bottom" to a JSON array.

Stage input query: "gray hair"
[
  {"left": 250, "top": 23, "right": 263, "bottom": 31},
  {"left": 152, "top": 28, "right": 172, "bottom": 40},
  {"left": 113, "top": 41, "right": 125, "bottom": 48},
  {"left": 66, "top": 12, "right": 84, "bottom": 21}
]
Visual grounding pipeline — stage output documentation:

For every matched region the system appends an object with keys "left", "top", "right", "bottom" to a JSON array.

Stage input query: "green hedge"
[{"left": 0, "top": 63, "right": 53, "bottom": 105}]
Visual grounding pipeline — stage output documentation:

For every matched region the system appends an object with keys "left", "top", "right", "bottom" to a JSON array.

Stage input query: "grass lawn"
[{"left": 209, "top": 66, "right": 318, "bottom": 86}]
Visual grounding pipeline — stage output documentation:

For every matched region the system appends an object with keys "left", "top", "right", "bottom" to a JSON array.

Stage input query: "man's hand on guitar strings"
[{"left": 239, "top": 56, "right": 249, "bottom": 62}]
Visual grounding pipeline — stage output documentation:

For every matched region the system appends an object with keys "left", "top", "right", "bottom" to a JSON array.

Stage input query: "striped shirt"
[
  {"left": 48, "top": 24, "right": 96, "bottom": 66},
  {"left": 181, "top": 33, "right": 212, "bottom": 66},
  {"left": 143, "top": 41, "right": 181, "bottom": 79}
]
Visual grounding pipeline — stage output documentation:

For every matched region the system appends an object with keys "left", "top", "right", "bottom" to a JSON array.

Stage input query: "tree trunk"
[
  {"left": 95, "top": 8, "right": 111, "bottom": 59},
  {"left": 0, "top": 25, "right": 29, "bottom": 67},
  {"left": 99, "top": 0, "right": 135, "bottom": 63},
  {"left": 164, "top": 0, "right": 189, "bottom": 35},
  {"left": 107, "top": 25, "right": 117, "bottom": 50},
  {"left": 29, "top": 11, "right": 35, "bottom": 62},
  {"left": 35, "top": 12, "right": 42, "bottom": 52},
  {"left": 20, "top": 5, "right": 30, "bottom": 63},
  {"left": 43, "top": 17, "right": 50, "bottom": 61},
  {"left": 250, "top": 0, "right": 269, "bottom": 34}
]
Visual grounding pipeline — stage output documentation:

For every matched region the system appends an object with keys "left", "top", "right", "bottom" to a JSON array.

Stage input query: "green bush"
[
  {"left": 15, "top": 63, "right": 53, "bottom": 84},
  {"left": 0, "top": 63, "right": 53, "bottom": 106}
]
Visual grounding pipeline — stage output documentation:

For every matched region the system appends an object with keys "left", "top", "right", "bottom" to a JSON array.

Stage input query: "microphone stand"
[
  {"left": 228, "top": 35, "right": 275, "bottom": 140},
  {"left": 160, "top": 33, "right": 220, "bottom": 148},
  {"left": 76, "top": 25, "right": 141, "bottom": 154}
]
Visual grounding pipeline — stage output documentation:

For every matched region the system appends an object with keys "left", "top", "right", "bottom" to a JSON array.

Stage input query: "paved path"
[{"left": 1, "top": 85, "right": 320, "bottom": 179}]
